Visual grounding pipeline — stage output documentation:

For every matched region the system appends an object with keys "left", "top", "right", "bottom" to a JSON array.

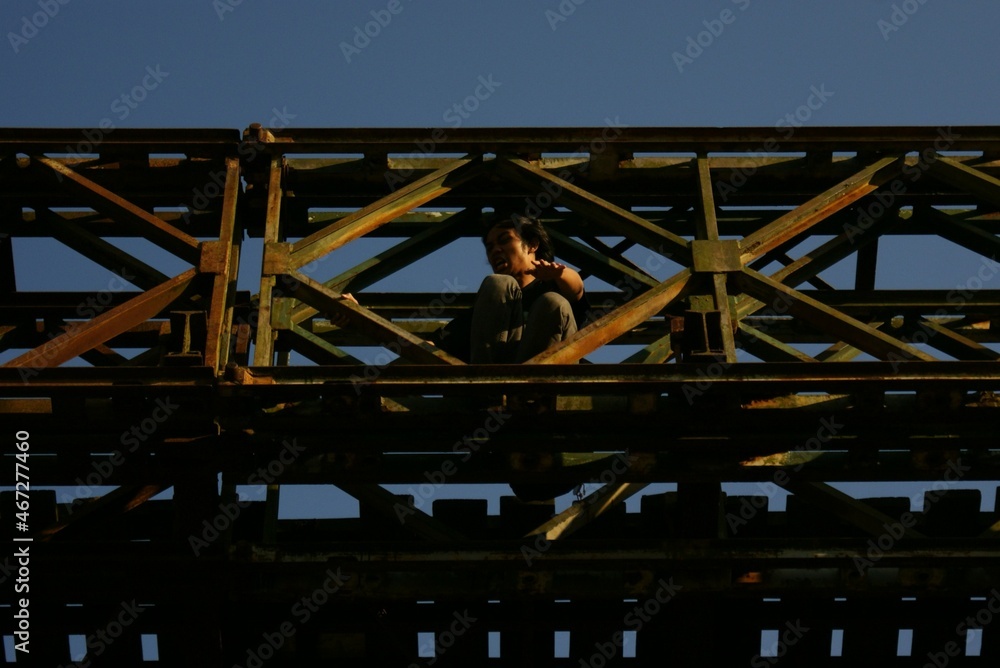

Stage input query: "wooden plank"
[
  {"left": 3, "top": 268, "right": 199, "bottom": 368},
  {"left": 287, "top": 270, "right": 465, "bottom": 365},
  {"left": 290, "top": 156, "right": 484, "bottom": 268},
  {"left": 736, "top": 268, "right": 937, "bottom": 362},
  {"left": 32, "top": 156, "right": 202, "bottom": 264},
  {"left": 526, "top": 268, "right": 694, "bottom": 364},
  {"left": 739, "top": 156, "right": 903, "bottom": 263},
  {"left": 496, "top": 156, "right": 692, "bottom": 264}
]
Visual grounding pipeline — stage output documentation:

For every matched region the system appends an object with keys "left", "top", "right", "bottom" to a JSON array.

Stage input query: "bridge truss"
[{"left": 1, "top": 125, "right": 999, "bottom": 665}]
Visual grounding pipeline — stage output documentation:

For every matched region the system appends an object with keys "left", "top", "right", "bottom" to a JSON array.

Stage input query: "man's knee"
[
  {"left": 530, "top": 291, "right": 572, "bottom": 315},
  {"left": 478, "top": 273, "right": 520, "bottom": 300},
  {"left": 480, "top": 274, "right": 519, "bottom": 289},
  {"left": 528, "top": 292, "right": 576, "bottom": 332}
]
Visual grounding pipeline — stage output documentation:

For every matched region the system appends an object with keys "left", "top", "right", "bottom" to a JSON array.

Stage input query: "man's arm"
[{"left": 528, "top": 260, "right": 585, "bottom": 302}]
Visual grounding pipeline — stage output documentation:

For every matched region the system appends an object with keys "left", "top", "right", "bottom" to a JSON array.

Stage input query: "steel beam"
[{"left": 289, "top": 156, "right": 484, "bottom": 269}]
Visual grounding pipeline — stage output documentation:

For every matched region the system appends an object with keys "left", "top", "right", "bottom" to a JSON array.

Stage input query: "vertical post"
[
  {"left": 204, "top": 156, "right": 242, "bottom": 373},
  {"left": 263, "top": 483, "right": 280, "bottom": 543},
  {"left": 164, "top": 445, "right": 223, "bottom": 664},
  {"left": 254, "top": 157, "right": 284, "bottom": 366},
  {"left": 695, "top": 154, "right": 738, "bottom": 363},
  {"left": 855, "top": 238, "right": 879, "bottom": 290},
  {"left": 0, "top": 206, "right": 16, "bottom": 293}
]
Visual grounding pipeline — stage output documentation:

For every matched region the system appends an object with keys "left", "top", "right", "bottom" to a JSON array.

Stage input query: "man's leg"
[
  {"left": 471, "top": 274, "right": 523, "bottom": 363},
  {"left": 516, "top": 292, "right": 577, "bottom": 362}
]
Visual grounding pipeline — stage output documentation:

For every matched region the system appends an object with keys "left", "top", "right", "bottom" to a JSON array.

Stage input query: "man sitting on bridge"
[{"left": 468, "top": 215, "right": 588, "bottom": 363}]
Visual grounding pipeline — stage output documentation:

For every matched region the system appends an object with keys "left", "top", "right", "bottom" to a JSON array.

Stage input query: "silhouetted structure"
[{"left": 1, "top": 125, "right": 999, "bottom": 665}]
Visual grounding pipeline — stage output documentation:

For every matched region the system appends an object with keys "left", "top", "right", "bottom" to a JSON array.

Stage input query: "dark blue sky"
[{"left": 4, "top": 0, "right": 999, "bottom": 128}]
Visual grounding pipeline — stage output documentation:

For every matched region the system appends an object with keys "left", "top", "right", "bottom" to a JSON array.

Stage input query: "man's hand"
[
  {"left": 527, "top": 259, "right": 567, "bottom": 282},
  {"left": 528, "top": 260, "right": 585, "bottom": 302},
  {"left": 329, "top": 293, "right": 359, "bottom": 328}
]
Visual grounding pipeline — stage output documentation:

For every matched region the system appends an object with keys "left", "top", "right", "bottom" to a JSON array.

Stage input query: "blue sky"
[
  {"left": 5, "top": 1, "right": 999, "bottom": 518},
  {"left": 3, "top": 0, "right": 1000, "bottom": 129}
]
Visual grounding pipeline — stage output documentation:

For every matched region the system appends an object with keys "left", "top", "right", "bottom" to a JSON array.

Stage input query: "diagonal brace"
[
  {"left": 926, "top": 154, "right": 1000, "bottom": 208},
  {"left": 740, "top": 156, "right": 904, "bottom": 263},
  {"left": 32, "top": 156, "right": 202, "bottom": 264},
  {"left": 290, "top": 156, "right": 484, "bottom": 269},
  {"left": 737, "top": 267, "right": 937, "bottom": 362},
  {"left": 286, "top": 270, "right": 465, "bottom": 365},
  {"left": 781, "top": 481, "right": 926, "bottom": 539},
  {"left": 526, "top": 268, "right": 694, "bottom": 364},
  {"left": 526, "top": 482, "right": 648, "bottom": 541},
  {"left": 291, "top": 209, "right": 470, "bottom": 325},
  {"left": 4, "top": 268, "right": 200, "bottom": 368},
  {"left": 497, "top": 157, "right": 692, "bottom": 265}
]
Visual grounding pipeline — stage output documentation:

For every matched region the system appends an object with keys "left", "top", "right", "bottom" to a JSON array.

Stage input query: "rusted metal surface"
[
  {"left": 290, "top": 209, "right": 472, "bottom": 324},
  {"left": 288, "top": 270, "right": 465, "bottom": 365},
  {"left": 215, "top": 361, "right": 1000, "bottom": 393},
  {"left": 226, "top": 125, "right": 1000, "bottom": 153},
  {"left": 252, "top": 157, "right": 285, "bottom": 366},
  {"left": 202, "top": 156, "right": 242, "bottom": 372},
  {"left": 2, "top": 269, "right": 200, "bottom": 368},
  {"left": 737, "top": 268, "right": 938, "bottom": 362},
  {"left": 290, "top": 156, "right": 484, "bottom": 268},
  {"left": 738, "top": 156, "right": 904, "bottom": 262},
  {"left": 2, "top": 126, "right": 1000, "bottom": 665},
  {"left": 529, "top": 269, "right": 695, "bottom": 364},
  {"left": 32, "top": 156, "right": 202, "bottom": 264}
]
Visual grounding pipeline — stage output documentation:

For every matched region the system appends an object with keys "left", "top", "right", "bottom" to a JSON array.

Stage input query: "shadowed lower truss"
[{"left": 0, "top": 125, "right": 999, "bottom": 665}]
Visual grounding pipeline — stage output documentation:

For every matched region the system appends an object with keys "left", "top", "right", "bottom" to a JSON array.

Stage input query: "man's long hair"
[{"left": 482, "top": 215, "right": 555, "bottom": 262}]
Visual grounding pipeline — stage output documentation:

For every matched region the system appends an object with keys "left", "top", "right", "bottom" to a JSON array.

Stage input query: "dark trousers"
[{"left": 470, "top": 274, "right": 577, "bottom": 363}]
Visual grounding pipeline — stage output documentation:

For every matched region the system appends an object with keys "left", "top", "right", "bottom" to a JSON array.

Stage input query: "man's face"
[{"left": 484, "top": 224, "right": 537, "bottom": 282}]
